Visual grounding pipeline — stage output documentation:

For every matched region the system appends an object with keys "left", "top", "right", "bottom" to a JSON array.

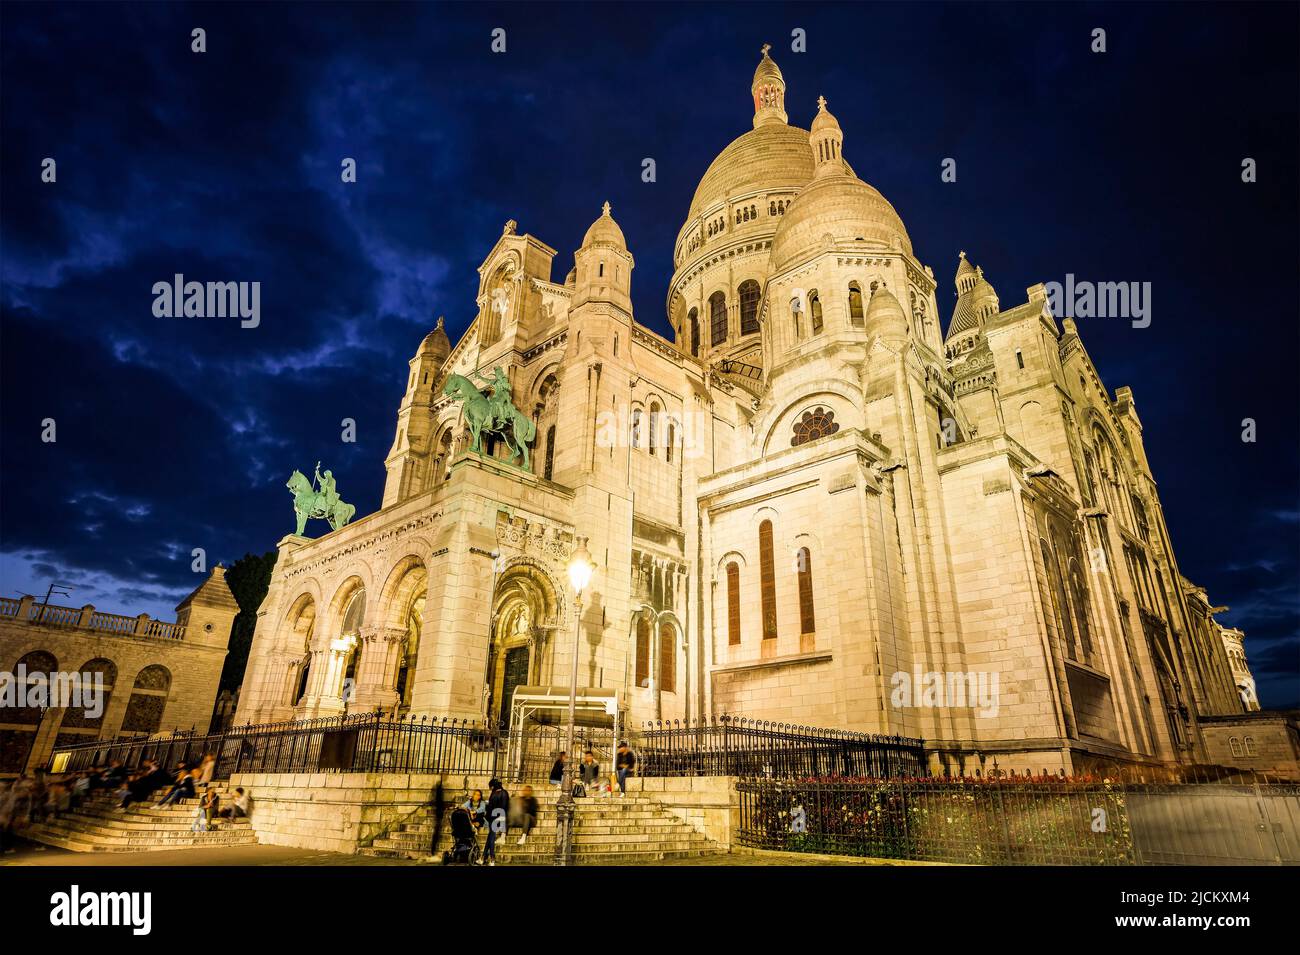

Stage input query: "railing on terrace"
[
  {"left": 637, "top": 716, "right": 927, "bottom": 779},
  {"left": 737, "top": 771, "right": 1300, "bottom": 865},
  {"left": 0, "top": 597, "right": 186, "bottom": 641},
  {"left": 48, "top": 713, "right": 503, "bottom": 781}
]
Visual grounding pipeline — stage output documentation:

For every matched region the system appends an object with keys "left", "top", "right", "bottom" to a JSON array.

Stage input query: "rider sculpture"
[
  {"left": 442, "top": 365, "right": 537, "bottom": 472},
  {"left": 285, "top": 461, "right": 356, "bottom": 537}
]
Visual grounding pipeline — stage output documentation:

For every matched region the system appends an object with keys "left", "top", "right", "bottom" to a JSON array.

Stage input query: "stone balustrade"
[{"left": 0, "top": 595, "right": 186, "bottom": 641}]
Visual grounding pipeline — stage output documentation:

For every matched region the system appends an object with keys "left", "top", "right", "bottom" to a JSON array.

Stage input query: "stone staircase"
[
  {"left": 361, "top": 786, "right": 723, "bottom": 864},
  {"left": 23, "top": 786, "right": 258, "bottom": 853}
]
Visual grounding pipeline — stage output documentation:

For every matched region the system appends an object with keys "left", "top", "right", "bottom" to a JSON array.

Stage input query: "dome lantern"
[
  {"left": 751, "top": 43, "right": 788, "bottom": 128},
  {"left": 810, "top": 95, "right": 845, "bottom": 178}
]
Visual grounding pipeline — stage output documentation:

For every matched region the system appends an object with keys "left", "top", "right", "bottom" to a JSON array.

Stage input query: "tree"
[{"left": 219, "top": 550, "right": 278, "bottom": 693}]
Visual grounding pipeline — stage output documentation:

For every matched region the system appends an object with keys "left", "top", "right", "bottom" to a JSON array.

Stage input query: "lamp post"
[{"left": 555, "top": 536, "right": 595, "bottom": 866}]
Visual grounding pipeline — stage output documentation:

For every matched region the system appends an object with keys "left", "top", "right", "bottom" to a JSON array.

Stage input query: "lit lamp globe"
[{"left": 568, "top": 538, "right": 595, "bottom": 595}]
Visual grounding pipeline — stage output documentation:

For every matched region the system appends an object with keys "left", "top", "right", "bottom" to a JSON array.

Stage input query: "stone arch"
[
  {"left": 715, "top": 550, "right": 748, "bottom": 575},
  {"left": 7, "top": 650, "right": 57, "bottom": 724},
  {"left": 758, "top": 382, "right": 864, "bottom": 455},
  {"left": 377, "top": 554, "right": 428, "bottom": 711},
  {"left": 486, "top": 560, "right": 564, "bottom": 728},
  {"left": 280, "top": 592, "right": 318, "bottom": 706}
]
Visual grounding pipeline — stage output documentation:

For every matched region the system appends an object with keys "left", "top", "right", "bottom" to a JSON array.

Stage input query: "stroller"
[{"left": 441, "top": 807, "right": 481, "bottom": 865}]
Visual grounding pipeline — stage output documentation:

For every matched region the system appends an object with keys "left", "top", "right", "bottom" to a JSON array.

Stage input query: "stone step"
[
  {"left": 31, "top": 815, "right": 253, "bottom": 836},
  {"left": 359, "top": 845, "right": 721, "bottom": 864},
  {"left": 25, "top": 824, "right": 258, "bottom": 851},
  {"left": 375, "top": 831, "right": 714, "bottom": 851}
]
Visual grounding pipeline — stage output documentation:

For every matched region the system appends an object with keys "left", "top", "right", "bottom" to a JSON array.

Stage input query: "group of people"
[
  {"left": 547, "top": 741, "right": 637, "bottom": 796},
  {"left": 454, "top": 779, "right": 539, "bottom": 865},
  {"left": 0, "top": 753, "right": 254, "bottom": 852}
]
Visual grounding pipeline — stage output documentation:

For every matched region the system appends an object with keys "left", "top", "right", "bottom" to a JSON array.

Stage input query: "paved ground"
[{"left": 0, "top": 839, "right": 886, "bottom": 866}]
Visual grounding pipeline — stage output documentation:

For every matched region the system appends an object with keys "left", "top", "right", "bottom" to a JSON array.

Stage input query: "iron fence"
[
  {"left": 737, "top": 773, "right": 1300, "bottom": 865},
  {"left": 637, "top": 716, "right": 926, "bottom": 778},
  {"left": 46, "top": 713, "right": 503, "bottom": 781}
]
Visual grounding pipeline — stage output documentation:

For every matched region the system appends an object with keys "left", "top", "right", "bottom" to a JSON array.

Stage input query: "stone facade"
[
  {"left": 237, "top": 49, "right": 1251, "bottom": 774},
  {"left": 0, "top": 567, "right": 236, "bottom": 776},
  {"left": 1198, "top": 712, "right": 1300, "bottom": 780}
]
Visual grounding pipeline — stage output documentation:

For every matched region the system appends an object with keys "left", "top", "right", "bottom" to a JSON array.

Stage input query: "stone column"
[
  {"left": 295, "top": 637, "right": 353, "bottom": 719},
  {"left": 350, "top": 626, "right": 406, "bottom": 713}
]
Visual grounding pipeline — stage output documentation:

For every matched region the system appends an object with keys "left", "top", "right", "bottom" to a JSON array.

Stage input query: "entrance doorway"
[{"left": 501, "top": 646, "right": 530, "bottom": 730}]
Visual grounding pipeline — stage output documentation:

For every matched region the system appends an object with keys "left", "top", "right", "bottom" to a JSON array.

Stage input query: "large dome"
[
  {"left": 687, "top": 123, "right": 855, "bottom": 221},
  {"left": 769, "top": 172, "right": 912, "bottom": 272}
]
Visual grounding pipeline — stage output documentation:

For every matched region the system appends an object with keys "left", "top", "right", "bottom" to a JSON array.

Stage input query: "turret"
[
  {"left": 572, "top": 201, "right": 634, "bottom": 314},
  {"left": 382, "top": 317, "right": 447, "bottom": 507}
]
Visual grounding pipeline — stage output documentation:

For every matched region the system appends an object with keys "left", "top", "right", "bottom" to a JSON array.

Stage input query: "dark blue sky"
[{"left": 1, "top": 2, "right": 1296, "bottom": 707}]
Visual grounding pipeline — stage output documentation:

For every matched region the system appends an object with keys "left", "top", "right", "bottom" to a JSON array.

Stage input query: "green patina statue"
[
  {"left": 443, "top": 366, "right": 537, "bottom": 471},
  {"left": 286, "top": 462, "right": 357, "bottom": 536}
]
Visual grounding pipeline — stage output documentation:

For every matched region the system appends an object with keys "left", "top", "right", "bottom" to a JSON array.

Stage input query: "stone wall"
[
  {"left": 624, "top": 775, "right": 738, "bottom": 847},
  {"left": 228, "top": 771, "right": 443, "bottom": 853}
]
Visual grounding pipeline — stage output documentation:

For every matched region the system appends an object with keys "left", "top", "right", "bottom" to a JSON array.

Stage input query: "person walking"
[
  {"left": 615, "top": 742, "right": 636, "bottom": 796},
  {"left": 482, "top": 778, "right": 509, "bottom": 867}
]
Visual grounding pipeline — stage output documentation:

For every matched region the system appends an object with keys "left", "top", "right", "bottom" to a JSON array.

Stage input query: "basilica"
[{"left": 236, "top": 48, "right": 1248, "bottom": 774}]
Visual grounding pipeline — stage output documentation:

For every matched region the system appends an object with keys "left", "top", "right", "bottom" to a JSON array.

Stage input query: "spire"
[
  {"left": 751, "top": 43, "right": 787, "bottom": 128},
  {"left": 809, "top": 95, "right": 845, "bottom": 177}
]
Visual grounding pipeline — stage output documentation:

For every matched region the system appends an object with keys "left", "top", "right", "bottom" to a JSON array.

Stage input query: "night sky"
[{"left": 1, "top": 2, "right": 1296, "bottom": 707}]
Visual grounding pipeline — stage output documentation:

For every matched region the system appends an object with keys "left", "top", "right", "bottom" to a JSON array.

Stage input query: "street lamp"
[{"left": 555, "top": 536, "right": 595, "bottom": 866}]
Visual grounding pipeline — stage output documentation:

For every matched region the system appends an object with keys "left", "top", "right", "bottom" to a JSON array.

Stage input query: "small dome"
[
  {"left": 752, "top": 46, "right": 784, "bottom": 88},
  {"left": 810, "top": 96, "right": 841, "bottom": 135},
  {"left": 770, "top": 173, "right": 912, "bottom": 272},
  {"left": 581, "top": 201, "right": 626, "bottom": 250},
  {"left": 865, "top": 287, "right": 908, "bottom": 345},
  {"left": 418, "top": 316, "right": 451, "bottom": 363}
]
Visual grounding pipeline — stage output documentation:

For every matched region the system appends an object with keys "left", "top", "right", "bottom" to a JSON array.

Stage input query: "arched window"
[
  {"left": 649, "top": 402, "right": 661, "bottom": 455},
  {"left": 438, "top": 430, "right": 453, "bottom": 482},
  {"left": 726, "top": 563, "right": 740, "bottom": 645},
  {"left": 1068, "top": 558, "right": 1093, "bottom": 658},
  {"left": 1229, "top": 736, "right": 1243, "bottom": 757},
  {"left": 797, "top": 548, "right": 815, "bottom": 636},
  {"left": 121, "top": 665, "right": 172, "bottom": 735},
  {"left": 9, "top": 650, "right": 56, "bottom": 725},
  {"left": 848, "top": 283, "right": 865, "bottom": 326},
  {"left": 709, "top": 291, "right": 727, "bottom": 346},
  {"left": 688, "top": 308, "right": 700, "bottom": 357},
  {"left": 635, "top": 615, "right": 651, "bottom": 688},
  {"left": 544, "top": 424, "right": 556, "bottom": 480},
  {"left": 809, "top": 291, "right": 823, "bottom": 334},
  {"left": 340, "top": 588, "right": 366, "bottom": 690},
  {"left": 395, "top": 595, "right": 424, "bottom": 709},
  {"left": 1244, "top": 736, "right": 1256, "bottom": 756},
  {"left": 60, "top": 659, "right": 117, "bottom": 731},
  {"left": 630, "top": 408, "right": 642, "bottom": 449},
  {"left": 759, "top": 520, "right": 777, "bottom": 640},
  {"left": 666, "top": 420, "right": 675, "bottom": 464},
  {"left": 739, "top": 280, "right": 761, "bottom": 335},
  {"left": 791, "top": 406, "right": 840, "bottom": 447},
  {"left": 658, "top": 622, "right": 676, "bottom": 693}
]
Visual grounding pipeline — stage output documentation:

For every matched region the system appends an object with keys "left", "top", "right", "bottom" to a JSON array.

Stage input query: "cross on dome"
[
  {"left": 761, "top": 43, "right": 771, "bottom": 56},
  {"left": 602, "top": 201, "right": 611, "bottom": 216},
  {"left": 817, "top": 95, "right": 827, "bottom": 110}
]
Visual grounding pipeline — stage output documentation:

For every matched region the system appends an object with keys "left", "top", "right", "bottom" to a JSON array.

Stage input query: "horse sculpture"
[
  {"left": 442, "top": 372, "right": 537, "bottom": 472},
  {"left": 286, "top": 467, "right": 356, "bottom": 536}
]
